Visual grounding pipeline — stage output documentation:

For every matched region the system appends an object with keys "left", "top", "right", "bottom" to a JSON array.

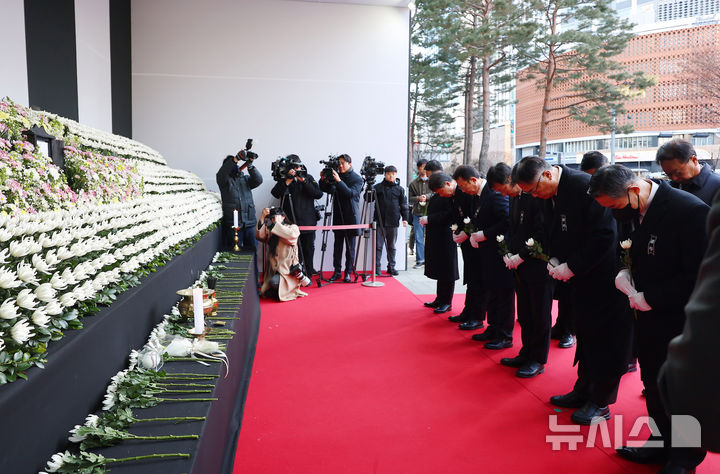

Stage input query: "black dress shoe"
[
  {"left": 626, "top": 358, "right": 638, "bottom": 373},
  {"left": 387, "top": 268, "right": 399, "bottom": 276},
  {"left": 500, "top": 355, "right": 527, "bottom": 368},
  {"left": 571, "top": 401, "right": 610, "bottom": 425},
  {"left": 433, "top": 304, "right": 452, "bottom": 314},
  {"left": 424, "top": 300, "right": 440, "bottom": 308},
  {"left": 616, "top": 445, "right": 667, "bottom": 465},
  {"left": 343, "top": 272, "right": 352, "bottom": 283},
  {"left": 484, "top": 338, "right": 513, "bottom": 350},
  {"left": 658, "top": 461, "right": 696, "bottom": 474},
  {"left": 458, "top": 320, "right": 483, "bottom": 330},
  {"left": 550, "top": 391, "right": 587, "bottom": 408},
  {"left": 448, "top": 314, "right": 470, "bottom": 323},
  {"left": 471, "top": 329, "right": 496, "bottom": 341},
  {"left": 516, "top": 361, "right": 544, "bottom": 378},
  {"left": 558, "top": 334, "right": 576, "bottom": 348},
  {"left": 328, "top": 271, "right": 342, "bottom": 281}
]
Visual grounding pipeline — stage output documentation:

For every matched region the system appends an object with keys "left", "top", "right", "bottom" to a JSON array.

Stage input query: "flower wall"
[{"left": 0, "top": 97, "right": 222, "bottom": 384}]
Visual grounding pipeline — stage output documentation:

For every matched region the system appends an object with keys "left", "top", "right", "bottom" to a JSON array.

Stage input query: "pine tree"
[{"left": 523, "top": 0, "right": 655, "bottom": 159}]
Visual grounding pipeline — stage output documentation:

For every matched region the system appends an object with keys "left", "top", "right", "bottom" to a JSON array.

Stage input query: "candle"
[
  {"left": 192, "top": 287, "right": 204, "bottom": 335},
  {"left": 233, "top": 209, "right": 239, "bottom": 228}
]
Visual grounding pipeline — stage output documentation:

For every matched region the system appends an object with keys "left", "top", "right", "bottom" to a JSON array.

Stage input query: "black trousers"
[
  {"left": 572, "top": 364, "right": 622, "bottom": 407},
  {"left": 436, "top": 277, "right": 455, "bottom": 305},
  {"left": 554, "top": 291, "right": 576, "bottom": 336},
  {"left": 299, "top": 231, "right": 316, "bottom": 274},
  {"left": 462, "top": 280, "right": 487, "bottom": 322},
  {"left": 485, "top": 287, "right": 516, "bottom": 340},
  {"left": 376, "top": 226, "right": 398, "bottom": 271},
  {"left": 516, "top": 278, "right": 553, "bottom": 364},
  {"left": 333, "top": 230, "right": 357, "bottom": 273}
]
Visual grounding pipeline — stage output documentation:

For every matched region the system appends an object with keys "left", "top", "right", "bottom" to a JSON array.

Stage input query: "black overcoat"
[
  {"left": 424, "top": 194, "right": 459, "bottom": 281},
  {"left": 508, "top": 193, "right": 551, "bottom": 284},
  {"left": 547, "top": 165, "right": 633, "bottom": 378}
]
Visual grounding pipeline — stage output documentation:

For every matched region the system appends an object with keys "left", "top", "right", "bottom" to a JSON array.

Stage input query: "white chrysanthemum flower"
[
  {"left": 55, "top": 247, "right": 74, "bottom": 261},
  {"left": 31, "top": 308, "right": 50, "bottom": 328},
  {"left": 45, "top": 452, "right": 67, "bottom": 472},
  {"left": 68, "top": 424, "right": 85, "bottom": 443},
  {"left": 450, "top": 224, "right": 458, "bottom": 231},
  {"left": 50, "top": 274, "right": 68, "bottom": 290},
  {"left": 16, "top": 289, "right": 38, "bottom": 310},
  {"left": 58, "top": 292, "right": 77, "bottom": 308},
  {"left": 496, "top": 235, "right": 505, "bottom": 243},
  {"left": 0, "top": 298, "right": 19, "bottom": 320},
  {"left": 35, "top": 283, "right": 57, "bottom": 303},
  {"left": 44, "top": 300, "right": 63, "bottom": 316},
  {"left": 44, "top": 250, "right": 59, "bottom": 266},
  {"left": 525, "top": 238, "right": 535, "bottom": 247},
  {"left": 10, "top": 319, "right": 34, "bottom": 344},
  {"left": 60, "top": 268, "right": 78, "bottom": 284},
  {"left": 0, "top": 228, "right": 12, "bottom": 243},
  {"left": 0, "top": 332, "right": 4, "bottom": 352},
  {"left": 463, "top": 217, "right": 471, "bottom": 224},
  {"left": 620, "top": 239, "right": 632, "bottom": 250},
  {"left": 32, "top": 254, "right": 54, "bottom": 274},
  {"left": 0, "top": 267, "right": 21, "bottom": 289},
  {"left": 16, "top": 261, "right": 38, "bottom": 284}
]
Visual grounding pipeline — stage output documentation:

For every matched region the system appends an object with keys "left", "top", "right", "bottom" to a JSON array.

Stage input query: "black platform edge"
[{"left": 0, "top": 227, "right": 221, "bottom": 474}]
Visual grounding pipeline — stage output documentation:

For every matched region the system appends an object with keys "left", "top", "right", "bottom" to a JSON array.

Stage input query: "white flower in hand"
[
  {"left": 35, "top": 283, "right": 57, "bottom": 302},
  {"left": 620, "top": 239, "right": 632, "bottom": 250},
  {"left": 10, "top": 319, "right": 34, "bottom": 344},
  {"left": 0, "top": 298, "right": 19, "bottom": 320},
  {"left": 451, "top": 224, "right": 458, "bottom": 232},
  {"left": 463, "top": 217, "right": 471, "bottom": 224},
  {"left": 17, "top": 289, "right": 38, "bottom": 310},
  {"left": 0, "top": 267, "right": 21, "bottom": 289},
  {"left": 525, "top": 238, "right": 535, "bottom": 247},
  {"left": 496, "top": 234, "right": 505, "bottom": 243}
]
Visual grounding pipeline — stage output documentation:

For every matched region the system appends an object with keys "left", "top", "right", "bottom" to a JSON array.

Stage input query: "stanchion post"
[{"left": 363, "top": 222, "right": 383, "bottom": 287}]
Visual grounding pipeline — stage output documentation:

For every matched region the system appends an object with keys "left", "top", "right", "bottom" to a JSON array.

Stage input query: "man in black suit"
[
  {"left": 657, "top": 138, "right": 720, "bottom": 205},
  {"left": 270, "top": 154, "right": 324, "bottom": 276},
  {"left": 487, "top": 162, "right": 552, "bottom": 377},
  {"left": 660, "top": 188, "right": 720, "bottom": 456},
  {"left": 319, "top": 154, "right": 363, "bottom": 283},
  {"left": 421, "top": 171, "right": 459, "bottom": 313},
  {"left": 590, "top": 165, "right": 709, "bottom": 474},
  {"left": 453, "top": 165, "right": 514, "bottom": 350},
  {"left": 513, "top": 156, "right": 633, "bottom": 425}
]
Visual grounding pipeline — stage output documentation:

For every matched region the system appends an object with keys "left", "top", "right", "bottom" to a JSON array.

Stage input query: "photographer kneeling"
[{"left": 256, "top": 207, "right": 312, "bottom": 301}]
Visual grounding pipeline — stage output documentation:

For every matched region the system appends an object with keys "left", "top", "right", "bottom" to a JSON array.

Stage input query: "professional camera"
[
  {"left": 360, "top": 156, "right": 385, "bottom": 182},
  {"left": 271, "top": 156, "right": 308, "bottom": 181},
  {"left": 235, "top": 138, "right": 258, "bottom": 162},
  {"left": 289, "top": 263, "right": 312, "bottom": 287},
  {"left": 319, "top": 155, "right": 341, "bottom": 181}
]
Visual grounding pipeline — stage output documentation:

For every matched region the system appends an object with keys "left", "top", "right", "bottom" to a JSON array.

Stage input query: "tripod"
[
  {"left": 316, "top": 190, "right": 358, "bottom": 287},
  {"left": 352, "top": 178, "right": 387, "bottom": 284}
]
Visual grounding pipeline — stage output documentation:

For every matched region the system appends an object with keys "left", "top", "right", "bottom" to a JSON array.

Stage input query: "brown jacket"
[{"left": 256, "top": 221, "right": 306, "bottom": 301}]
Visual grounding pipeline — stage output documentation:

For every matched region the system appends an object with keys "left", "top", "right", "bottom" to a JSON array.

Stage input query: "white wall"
[
  {"left": 131, "top": 0, "right": 410, "bottom": 271},
  {"left": 75, "top": 0, "right": 113, "bottom": 132},
  {"left": 0, "top": 0, "right": 29, "bottom": 104}
]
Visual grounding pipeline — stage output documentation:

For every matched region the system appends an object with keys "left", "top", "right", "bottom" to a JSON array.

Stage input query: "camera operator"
[
  {"left": 319, "top": 154, "right": 363, "bottom": 283},
  {"left": 374, "top": 165, "right": 409, "bottom": 276},
  {"left": 255, "top": 207, "right": 311, "bottom": 301},
  {"left": 216, "top": 145, "right": 263, "bottom": 250},
  {"left": 270, "top": 154, "right": 323, "bottom": 276}
]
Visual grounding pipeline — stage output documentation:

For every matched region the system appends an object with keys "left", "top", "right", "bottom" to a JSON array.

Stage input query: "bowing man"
[
  {"left": 512, "top": 156, "right": 633, "bottom": 425},
  {"left": 487, "top": 162, "right": 553, "bottom": 378},
  {"left": 589, "top": 165, "right": 709, "bottom": 473}
]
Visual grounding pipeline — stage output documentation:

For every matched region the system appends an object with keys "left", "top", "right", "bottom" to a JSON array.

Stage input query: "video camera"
[
  {"left": 235, "top": 138, "right": 258, "bottom": 162},
  {"left": 360, "top": 156, "right": 385, "bottom": 183},
  {"left": 319, "top": 155, "right": 341, "bottom": 181},
  {"left": 271, "top": 156, "right": 308, "bottom": 182}
]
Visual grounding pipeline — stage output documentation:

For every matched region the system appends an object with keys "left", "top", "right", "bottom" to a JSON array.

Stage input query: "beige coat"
[{"left": 256, "top": 221, "right": 308, "bottom": 301}]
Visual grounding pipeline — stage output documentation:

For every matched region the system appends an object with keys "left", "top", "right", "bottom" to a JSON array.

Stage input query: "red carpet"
[{"left": 234, "top": 276, "right": 720, "bottom": 473}]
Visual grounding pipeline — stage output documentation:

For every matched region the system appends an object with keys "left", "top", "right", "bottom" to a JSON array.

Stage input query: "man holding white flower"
[
  {"left": 487, "top": 162, "right": 552, "bottom": 378},
  {"left": 452, "top": 165, "right": 514, "bottom": 350},
  {"left": 589, "top": 164, "right": 709, "bottom": 472},
  {"left": 513, "top": 156, "right": 633, "bottom": 425}
]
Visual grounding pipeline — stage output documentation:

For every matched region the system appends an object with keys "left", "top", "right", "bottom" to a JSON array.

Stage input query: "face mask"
[{"left": 612, "top": 191, "right": 640, "bottom": 222}]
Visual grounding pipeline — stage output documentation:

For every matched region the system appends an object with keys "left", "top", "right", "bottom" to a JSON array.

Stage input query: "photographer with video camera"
[
  {"left": 216, "top": 139, "right": 263, "bottom": 250},
  {"left": 319, "top": 154, "right": 363, "bottom": 282},
  {"left": 255, "top": 207, "right": 311, "bottom": 301},
  {"left": 373, "top": 165, "right": 409, "bottom": 276},
  {"left": 270, "top": 154, "right": 323, "bottom": 276}
]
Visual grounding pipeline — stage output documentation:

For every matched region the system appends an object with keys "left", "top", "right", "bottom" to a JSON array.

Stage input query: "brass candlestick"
[{"left": 233, "top": 226, "right": 240, "bottom": 251}]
